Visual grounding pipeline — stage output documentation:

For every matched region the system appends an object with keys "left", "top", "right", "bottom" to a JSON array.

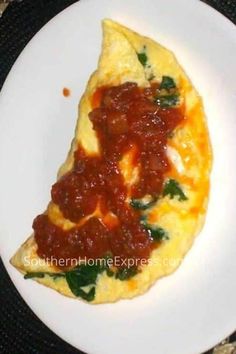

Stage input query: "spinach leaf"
[
  {"left": 106, "top": 268, "right": 115, "bottom": 277},
  {"left": 130, "top": 196, "right": 157, "bottom": 210},
  {"left": 24, "top": 272, "right": 65, "bottom": 279},
  {"left": 115, "top": 267, "right": 138, "bottom": 280},
  {"left": 155, "top": 94, "right": 179, "bottom": 108},
  {"left": 24, "top": 272, "right": 45, "bottom": 279},
  {"left": 163, "top": 179, "right": 187, "bottom": 201},
  {"left": 137, "top": 51, "right": 148, "bottom": 67},
  {"left": 140, "top": 216, "right": 169, "bottom": 241},
  {"left": 65, "top": 263, "right": 109, "bottom": 301},
  {"left": 160, "top": 76, "right": 176, "bottom": 90},
  {"left": 65, "top": 264, "right": 101, "bottom": 288},
  {"left": 24, "top": 256, "right": 140, "bottom": 301},
  {"left": 147, "top": 226, "right": 169, "bottom": 241},
  {"left": 24, "top": 263, "right": 106, "bottom": 302},
  {"left": 71, "top": 286, "right": 96, "bottom": 302}
]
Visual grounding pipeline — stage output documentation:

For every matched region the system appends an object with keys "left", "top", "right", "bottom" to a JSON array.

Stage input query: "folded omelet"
[{"left": 11, "top": 19, "right": 212, "bottom": 304}]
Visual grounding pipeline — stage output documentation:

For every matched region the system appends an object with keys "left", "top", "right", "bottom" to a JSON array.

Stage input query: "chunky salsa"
[{"left": 33, "top": 81, "right": 184, "bottom": 269}]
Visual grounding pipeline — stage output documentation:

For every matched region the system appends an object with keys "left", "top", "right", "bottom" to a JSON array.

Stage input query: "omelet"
[{"left": 10, "top": 19, "right": 212, "bottom": 304}]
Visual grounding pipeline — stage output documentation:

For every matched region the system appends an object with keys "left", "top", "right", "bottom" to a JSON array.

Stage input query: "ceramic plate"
[{"left": 0, "top": 0, "right": 235, "bottom": 353}]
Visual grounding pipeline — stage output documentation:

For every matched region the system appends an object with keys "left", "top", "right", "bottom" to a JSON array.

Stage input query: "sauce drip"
[
  {"left": 34, "top": 82, "right": 184, "bottom": 268},
  {"left": 63, "top": 87, "right": 71, "bottom": 97}
]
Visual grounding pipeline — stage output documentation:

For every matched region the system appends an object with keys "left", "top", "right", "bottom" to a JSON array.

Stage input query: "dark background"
[{"left": 0, "top": 1, "right": 235, "bottom": 353}]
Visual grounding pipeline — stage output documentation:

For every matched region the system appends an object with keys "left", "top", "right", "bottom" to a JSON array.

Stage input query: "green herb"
[
  {"left": 24, "top": 256, "right": 141, "bottom": 301},
  {"left": 115, "top": 267, "right": 138, "bottom": 280},
  {"left": 24, "top": 272, "right": 65, "bottom": 279},
  {"left": 155, "top": 94, "right": 179, "bottom": 108},
  {"left": 106, "top": 268, "right": 115, "bottom": 277},
  {"left": 163, "top": 179, "right": 187, "bottom": 201},
  {"left": 65, "top": 264, "right": 102, "bottom": 288},
  {"left": 147, "top": 226, "right": 169, "bottom": 241},
  {"left": 130, "top": 196, "right": 157, "bottom": 210},
  {"left": 64, "top": 266, "right": 97, "bottom": 301},
  {"left": 70, "top": 286, "right": 96, "bottom": 302},
  {"left": 137, "top": 51, "right": 148, "bottom": 67},
  {"left": 24, "top": 272, "right": 45, "bottom": 279},
  {"left": 160, "top": 76, "right": 176, "bottom": 90},
  {"left": 140, "top": 216, "right": 169, "bottom": 241},
  {"left": 24, "top": 262, "right": 109, "bottom": 302},
  {"left": 66, "top": 263, "right": 110, "bottom": 301},
  {"left": 102, "top": 254, "right": 114, "bottom": 276}
]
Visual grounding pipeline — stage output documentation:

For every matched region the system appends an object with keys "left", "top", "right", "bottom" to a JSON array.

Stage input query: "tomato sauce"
[
  {"left": 63, "top": 87, "right": 71, "bottom": 97},
  {"left": 34, "top": 82, "right": 184, "bottom": 268}
]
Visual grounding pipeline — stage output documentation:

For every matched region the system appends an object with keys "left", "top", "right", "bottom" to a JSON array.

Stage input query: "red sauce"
[
  {"left": 63, "top": 87, "right": 71, "bottom": 97},
  {"left": 34, "top": 82, "right": 184, "bottom": 268}
]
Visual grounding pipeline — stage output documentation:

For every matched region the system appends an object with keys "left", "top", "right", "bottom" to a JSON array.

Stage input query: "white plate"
[{"left": 0, "top": 0, "right": 235, "bottom": 353}]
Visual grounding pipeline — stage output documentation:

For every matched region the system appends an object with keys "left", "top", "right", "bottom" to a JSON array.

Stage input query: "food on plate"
[{"left": 10, "top": 19, "right": 212, "bottom": 303}]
